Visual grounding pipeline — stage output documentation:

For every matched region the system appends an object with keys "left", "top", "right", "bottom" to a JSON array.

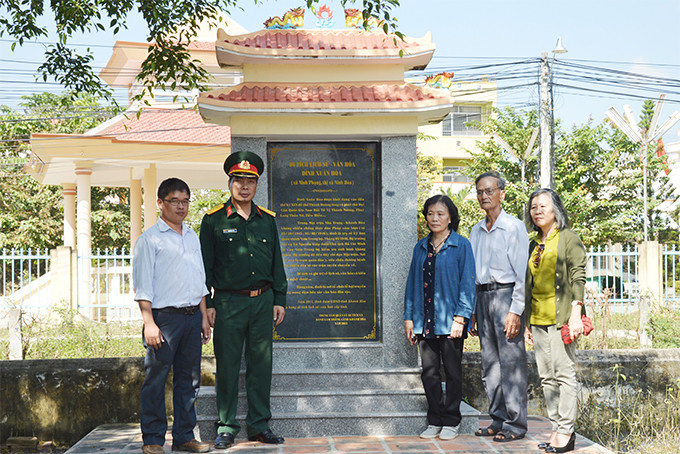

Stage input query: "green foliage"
[
  {"left": 649, "top": 307, "right": 680, "bottom": 348},
  {"left": 464, "top": 105, "right": 673, "bottom": 247},
  {"left": 0, "top": 92, "right": 125, "bottom": 250},
  {"left": 1, "top": 0, "right": 402, "bottom": 104},
  {"left": 185, "top": 188, "right": 231, "bottom": 234},
  {"left": 463, "top": 107, "right": 539, "bottom": 223},
  {"left": 438, "top": 186, "right": 484, "bottom": 238},
  {"left": 416, "top": 150, "right": 441, "bottom": 239}
]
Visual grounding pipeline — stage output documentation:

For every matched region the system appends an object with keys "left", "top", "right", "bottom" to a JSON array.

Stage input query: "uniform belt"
[
  {"left": 155, "top": 305, "right": 199, "bottom": 315},
  {"left": 223, "top": 282, "right": 272, "bottom": 298},
  {"left": 476, "top": 282, "right": 515, "bottom": 292}
]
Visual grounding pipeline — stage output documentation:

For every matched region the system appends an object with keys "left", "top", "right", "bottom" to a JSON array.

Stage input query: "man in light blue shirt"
[
  {"left": 133, "top": 177, "right": 211, "bottom": 454},
  {"left": 469, "top": 171, "right": 529, "bottom": 443}
]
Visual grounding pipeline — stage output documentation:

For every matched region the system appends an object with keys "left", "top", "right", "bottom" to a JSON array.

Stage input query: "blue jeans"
[{"left": 140, "top": 309, "right": 202, "bottom": 446}]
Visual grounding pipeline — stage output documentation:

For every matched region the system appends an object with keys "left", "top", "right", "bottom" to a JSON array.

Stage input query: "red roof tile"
[
  {"left": 221, "top": 29, "right": 423, "bottom": 51},
  {"left": 97, "top": 109, "right": 230, "bottom": 145},
  {"left": 204, "top": 83, "right": 449, "bottom": 104}
]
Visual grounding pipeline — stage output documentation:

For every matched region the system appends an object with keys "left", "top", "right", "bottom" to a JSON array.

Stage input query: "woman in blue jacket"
[{"left": 403, "top": 194, "right": 476, "bottom": 441}]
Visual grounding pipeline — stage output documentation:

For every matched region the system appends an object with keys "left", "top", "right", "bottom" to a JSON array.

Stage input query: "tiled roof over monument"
[
  {"left": 220, "top": 29, "right": 423, "bottom": 51},
  {"left": 214, "top": 29, "right": 435, "bottom": 69},
  {"left": 204, "top": 82, "right": 448, "bottom": 104}
]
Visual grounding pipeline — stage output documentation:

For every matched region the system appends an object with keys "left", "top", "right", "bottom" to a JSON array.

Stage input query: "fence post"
[
  {"left": 8, "top": 308, "right": 23, "bottom": 360},
  {"left": 49, "top": 246, "right": 74, "bottom": 308},
  {"left": 638, "top": 241, "right": 662, "bottom": 347}
]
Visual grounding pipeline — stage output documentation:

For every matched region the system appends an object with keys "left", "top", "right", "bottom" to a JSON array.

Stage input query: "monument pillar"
[{"left": 380, "top": 135, "right": 418, "bottom": 367}]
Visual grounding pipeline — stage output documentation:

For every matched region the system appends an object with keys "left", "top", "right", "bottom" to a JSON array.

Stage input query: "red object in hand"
[{"left": 560, "top": 315, "right": 594, "bottom": 344}]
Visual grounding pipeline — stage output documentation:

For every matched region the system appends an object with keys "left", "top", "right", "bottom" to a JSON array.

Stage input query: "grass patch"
[
  {"left": 578, "top": 366, "right": 680, "bottom": 453},
  {"left": 0, "top": 304, "right": 216, "bottom": 360}
]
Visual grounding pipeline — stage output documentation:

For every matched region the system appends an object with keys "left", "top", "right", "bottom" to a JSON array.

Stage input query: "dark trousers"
[
  {"left": 419, "top": 336, "right": 464, "bottom": 427},
  {"left": 140, "top": 309, "right": 202, "bottom": 446},
  {"left": 213, "top": 290, "right": 274, "bottom": 437},
  {"left": 476, "top": 287, "right": 528, "bottom": 435}
]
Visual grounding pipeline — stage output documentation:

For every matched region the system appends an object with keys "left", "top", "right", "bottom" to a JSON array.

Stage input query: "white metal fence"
[
  {"left": 1, "top": 248, "right": 51, "bottom": 311},
  {"left": 585, "top": 244, "right": 639, "bottom": 312},
  {"left": 2, "top": 244, "right": 680, "bottom": 323},
  {"left": 79, "top": 248, "right": 137, "bottom": 322},
  {"left": 663, "top": 244, "right": 680, "bottom": 310}
]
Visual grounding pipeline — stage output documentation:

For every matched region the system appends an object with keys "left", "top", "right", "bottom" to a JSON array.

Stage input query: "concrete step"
[
  {"left": 230, "top": 367, "right": 424, "bottom": 391},
  {"left": 195, "top": 367, "right": 480, "bottom": 440},
  {"left": 197, "top": 403, "right": 479, "bottom": 440},
  {"left": 197, "top": 386, "right": 428, "bottom": 415}
]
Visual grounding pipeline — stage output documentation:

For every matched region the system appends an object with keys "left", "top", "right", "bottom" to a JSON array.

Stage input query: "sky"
[{"left": 1, "top": 0, "right": 680, "bottom": 138}]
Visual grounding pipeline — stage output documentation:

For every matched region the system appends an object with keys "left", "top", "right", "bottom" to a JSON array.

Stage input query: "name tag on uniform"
[{"left": 223, "top": 228, "right": 237, "bottom": 234}]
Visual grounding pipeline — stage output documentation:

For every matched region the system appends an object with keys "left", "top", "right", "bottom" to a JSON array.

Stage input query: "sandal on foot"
[
  {"left": 474, "top": 426, "right": 501, "bottom": 437},
  {"left": 493, "top": 430, "right": 525, "bottom": 442}
]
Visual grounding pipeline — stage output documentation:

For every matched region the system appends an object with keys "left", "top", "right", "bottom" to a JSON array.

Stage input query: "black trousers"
[{"left": 419, "top": 336, "right": 464, "bottom": 427}]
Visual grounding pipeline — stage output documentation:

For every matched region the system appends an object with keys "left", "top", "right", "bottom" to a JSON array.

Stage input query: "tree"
[
  {"left": 0, "top": 92, "right": 125, "bottom": 250},
  {"left": 416, "top": 149, "right": 441, "bottom": 239},
  {"left": 463, "top": 106, "right": 670, "bottom": 247},
  {"left": 0, "top": 0, "right": 401, "bottom": 105}
]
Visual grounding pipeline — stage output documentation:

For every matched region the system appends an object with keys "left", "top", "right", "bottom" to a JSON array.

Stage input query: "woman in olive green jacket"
[{"left": 524, "top": 188, "right": 586, "bottom": 453}]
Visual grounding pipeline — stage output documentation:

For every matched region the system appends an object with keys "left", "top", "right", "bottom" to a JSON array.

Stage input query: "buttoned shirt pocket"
[
  {"left": 252, "top": 235, "right": 274, "bottom": 262},
  {"left": 218, "top": 228, "right": 245, "bottom": 260}
]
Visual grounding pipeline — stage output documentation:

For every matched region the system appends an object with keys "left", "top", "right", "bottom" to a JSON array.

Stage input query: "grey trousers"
[
  {"left": 476, "top": 287, "right": 528, "bottom": 435},
  {"left": 532, "top": 324, "right": 577, "bottom": 435}
]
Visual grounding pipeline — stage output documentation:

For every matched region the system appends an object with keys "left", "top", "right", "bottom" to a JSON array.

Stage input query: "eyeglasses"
[
  {"left": 476, "top": 187, "right": 500, "bottom": 197},
  {"left": 163, "top": 198, "right": 190, "bottom": 207},
  {"left": 533, "top": 243, "right": 545, "bottom": 266}
]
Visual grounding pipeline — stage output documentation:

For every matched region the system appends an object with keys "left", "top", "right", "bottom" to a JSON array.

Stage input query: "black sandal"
[
  {"left": 493, "top": 430, "right": 525, "bottom": 442},
  {"left": 474, "top": 426, "right": 501, "bottom": 437}
]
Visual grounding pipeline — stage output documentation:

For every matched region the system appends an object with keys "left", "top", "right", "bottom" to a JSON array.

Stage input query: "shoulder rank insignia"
[
  {"left": 206, "top": 204, "right": 224, "bottom": 215},
  {"left": 257, "top": 205, "right": 276, "bottom": 217}
]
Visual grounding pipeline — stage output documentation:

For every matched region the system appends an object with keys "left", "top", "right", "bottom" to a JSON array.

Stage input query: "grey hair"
[
  {"left": 475, "top": 171, "right": 506, "bottom": 190},
  {"left": 525, "top": 188, "right": 570, "bottom": 232}
]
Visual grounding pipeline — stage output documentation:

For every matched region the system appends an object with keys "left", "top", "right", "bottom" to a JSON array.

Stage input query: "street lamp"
[
  {"left": 539, "top": 37, "right": 568, "bottom": 188},
  {"left": 606, "top": 94, "right": 680, "bottom": 241}
]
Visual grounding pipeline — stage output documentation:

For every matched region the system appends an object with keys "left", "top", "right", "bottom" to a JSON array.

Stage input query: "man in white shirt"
[
  {"left": 133, "top": 178, "right": 212, "bottom": 454},
  {"left": 469, "top": 171, "right": 529, "bottom": 443}
]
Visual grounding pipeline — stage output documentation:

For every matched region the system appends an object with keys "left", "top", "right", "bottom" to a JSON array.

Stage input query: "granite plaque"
[{"left": 269, "top": 143, "right": 380, "bottom": 341}]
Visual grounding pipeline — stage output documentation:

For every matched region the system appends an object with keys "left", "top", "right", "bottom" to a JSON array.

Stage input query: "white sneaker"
[
  {"left": 439, "top": 425, "right": 460, "bottom": 440},
  {"left": 419, "top": 425, "right": 442, "bottom": 438}
]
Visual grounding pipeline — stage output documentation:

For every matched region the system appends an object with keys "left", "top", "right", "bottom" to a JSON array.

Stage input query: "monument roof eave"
[
  {"left": 197, "top": 82, "right": 453, "bottom": 126},
  {"left": 215, "top": 29, "right": 435, "bottom": 70}
]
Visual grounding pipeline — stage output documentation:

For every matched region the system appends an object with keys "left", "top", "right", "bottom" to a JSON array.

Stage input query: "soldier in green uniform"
[{"left": 200, "top": 151, "right": 287, "bottom": 449}]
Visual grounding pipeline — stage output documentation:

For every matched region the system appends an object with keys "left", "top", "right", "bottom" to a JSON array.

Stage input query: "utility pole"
[
  {"left": 539, "top": 52, "right": 552, "bottom": 188},
  {"left": 538, "top": 38, "right": 567, "bottom": 189}
]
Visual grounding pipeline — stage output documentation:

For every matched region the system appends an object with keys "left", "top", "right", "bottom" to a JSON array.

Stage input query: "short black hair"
[
  {"left": 422, "top": 194, "right": 460, "bottom": 232},
  {"left": 157, "top": 177, "right": 190, "bottom": 200},
  {"left": 475, "top": 171, "right": 506, "bottom": 190}
]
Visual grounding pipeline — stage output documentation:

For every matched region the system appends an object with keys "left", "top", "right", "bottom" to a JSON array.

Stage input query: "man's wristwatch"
[{"left": 571, "top": 300, "right": 583, "bottom": 306}]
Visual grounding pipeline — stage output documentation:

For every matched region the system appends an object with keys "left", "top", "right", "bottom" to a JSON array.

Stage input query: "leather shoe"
[
  {"left": 172, "top": 439, "right": 209, "bottom": 453},
  {"left": 248, "top": 429, "right": 284, "bottom": 444},
  {"left": 214, "top": 433, "right": 234, "bottom": 450},
  {"left": 142, "top": 445, "right": 165, "bottom": 454}
]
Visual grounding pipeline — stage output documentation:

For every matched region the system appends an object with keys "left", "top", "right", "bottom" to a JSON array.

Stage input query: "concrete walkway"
[{"left": 66, "top": 416, "right": 612, "bottom": 453}]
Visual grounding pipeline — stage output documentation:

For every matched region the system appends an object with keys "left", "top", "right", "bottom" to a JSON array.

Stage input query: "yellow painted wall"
[
  {"left": 243, "top": 63, "right": 405, "bottom": 83},
  {"left": 230, "top": 115, "right": 418, "bottom": 137}
]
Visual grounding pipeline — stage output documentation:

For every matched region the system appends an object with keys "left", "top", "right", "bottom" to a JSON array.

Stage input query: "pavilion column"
[
  {"left": 75, "top": 163, "right": 93, "bottom": 311},
  {"left": 62, "top": 183, "right": 76, "bottom": 249},
  {"left": 143, "top": 164, "right": 157, "bottom": 231},
  {"left": 130, "top": 172, "right": 143, "bottom": 250}
]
